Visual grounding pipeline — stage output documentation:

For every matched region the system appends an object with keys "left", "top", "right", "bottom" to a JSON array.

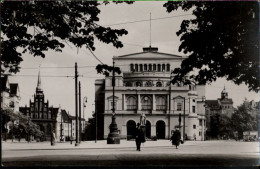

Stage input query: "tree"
[
  {"left": 231, "top": 103, "right": 258, "bottom": 139},
  {"left": 1, "top": 1, "right": 133, "bottom": 73},
  {"left": 164, "top": 1, "right": 259, "bottom": 92}
]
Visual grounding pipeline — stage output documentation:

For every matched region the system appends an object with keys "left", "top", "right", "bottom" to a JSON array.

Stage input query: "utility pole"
[
  {"left": 183, "top": 97, "right": 186, "bottom": 142},
  {"left": 75, "top": 62, "right": 79, "bottom": 146},
  {"left": 95, "top": 100, "right": 97, "bottom": 143},
  {"left": 79, "top": 81, "right": 82, "bottom": 143},
  {"left": 107, "top": 58, "right": 120, "bottom": 144}
]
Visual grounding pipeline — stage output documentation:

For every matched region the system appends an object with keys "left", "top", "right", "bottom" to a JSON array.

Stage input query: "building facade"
[
  {"left": 95, "top": 47, "right": 206, "bottom": 141},
  {"left": 56, "top": 109, "right": 72, "bottom": 142},
  {"left": 205, "top": 87, "right": 234, "bottom": 138},
  {"left": 19, "top": 71, "right": 58, "bottom": 141}
]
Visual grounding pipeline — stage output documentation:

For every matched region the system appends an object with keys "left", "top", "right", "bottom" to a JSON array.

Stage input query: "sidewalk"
[{"left": 2, "top": 139, "right": 258, "bottom": 152}]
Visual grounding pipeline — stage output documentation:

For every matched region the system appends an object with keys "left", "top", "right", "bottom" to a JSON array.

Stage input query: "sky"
[{"left": 8, "top": 1, "right": 259, "bottom": 119}]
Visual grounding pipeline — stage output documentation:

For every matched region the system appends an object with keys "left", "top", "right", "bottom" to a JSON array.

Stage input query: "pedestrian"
[
  {"left": 135, "top": 123, "right": 143, "bottom": 151},
  {"left": 170, "top": 129, "right": 181, "bottom": 149},
  {"left": 193, "top": 133, "right": 196, "bottom": 141}
]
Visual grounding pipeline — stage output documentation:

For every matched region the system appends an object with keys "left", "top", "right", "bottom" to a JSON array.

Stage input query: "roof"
[
  {"left": 114, "top": 50, "right": 183, "bottom": 60},
  {"left": 61, "top": 109, "right": 71, "bottom": 122},
  {"left": 10, "top": 83, "right": 19, "bottom": 96},
  {"left": 205, "top": 100, "right": 221, "bottom": 109},
  {"left": 218, "top": 98, "right": 233, "bottom": 104}
]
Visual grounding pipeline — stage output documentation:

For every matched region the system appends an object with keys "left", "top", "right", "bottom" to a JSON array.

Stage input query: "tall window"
[
  {"left": 141, "top": 96, "right": 152, "bottom": 110},
  {"left": 149, "top": 64, "right": 152, "bottom": 71},
  {"left": 153, "top": 64, "right": 156, "bottom": 71},
  {"left": 144, "top": 64, "right": 147, "bottom": 71},
  {"left": 130, "top": 64, "right": 134, "bottom": 71},
  {"left": 126, "top": 96, "right": 137, "bottom": 110},
  {"left": 140, "top": 64, "right": 143, "bottom": 71},
  {"left": 192, "top": 106, "right": 196, "bottom": 113},
  {"left": 157, "top": 64, "right": 161, "bottom": 72},
  {"left": 111, "top": 102, "right": 117, "bottom": 110},
  {"left": 156, "top": 96, "right": 167, "bottom": 111},
  {"left": 135, "top": 64, "right": 138, "bottom": 72},
  {"left": 162, "top": 64, "right": 165, "bottom": 71},
  {"left": 166, "top": 64, "right": 170, "bottom": 71},
  {"left": 177, "top": 102, "right": 182, "bottom": 111}
]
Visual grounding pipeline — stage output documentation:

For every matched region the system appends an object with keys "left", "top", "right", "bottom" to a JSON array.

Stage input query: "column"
[
  {"left": 153, "top": 94, "right": 156, "bottom": 110},
  {"left": 138, "top": 94, "right": 141, "bottom": 111},
  {"left": 151, "top": 125, "right": 156, "bottom": 137},
  {"left": 167, "top": 95, "right": 169, "bottom": 113},
  {"left": 122, "top": 94, "right": 125, "bottom": 110}
]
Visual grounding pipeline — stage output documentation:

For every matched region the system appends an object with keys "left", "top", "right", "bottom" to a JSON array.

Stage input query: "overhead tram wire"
[{"left": 103, "top": 14, "right": 193, "bottom": 27}]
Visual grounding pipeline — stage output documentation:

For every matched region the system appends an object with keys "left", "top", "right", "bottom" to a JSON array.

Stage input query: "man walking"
[{"left": 135, "top": 123, "right": 142, "bottom": 151}]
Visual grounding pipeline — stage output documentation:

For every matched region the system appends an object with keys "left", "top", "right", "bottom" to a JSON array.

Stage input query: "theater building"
[{"left": 95, "top": 47, "right": 206, "bottom": 140}]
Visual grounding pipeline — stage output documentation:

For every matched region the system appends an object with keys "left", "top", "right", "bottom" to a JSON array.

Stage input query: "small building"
[{"left": 56, "top": 109, "right": 72, "bottom": 142}]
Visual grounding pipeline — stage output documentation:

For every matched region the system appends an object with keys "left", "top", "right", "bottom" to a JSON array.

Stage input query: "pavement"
[{"left": 1, "top": 139, "right": 260, "bottom": 167}]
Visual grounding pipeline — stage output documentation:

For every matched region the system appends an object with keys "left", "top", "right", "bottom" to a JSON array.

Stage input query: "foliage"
[
  {"left": 231, "top": 103, "right": 258, "bottom": 139},
  {"left": 164, "top": 1, "right": 259, "bottom": 92},
  {"left": 1, "top": 1, "right": 133, "bottom": 73},
  {"left": 96, "top": 64, "right": 121, "bottom": 77},
  {"left": 1, "top": 108, "right": 44, "bottom": 138}
]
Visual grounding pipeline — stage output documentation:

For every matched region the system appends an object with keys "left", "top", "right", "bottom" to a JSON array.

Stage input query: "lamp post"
[
  {"left": 83, "top": 97, "right": 87, "bottom": 142},
  {"left": 107, "top": 59, "right": 120, "bottom": 144}
]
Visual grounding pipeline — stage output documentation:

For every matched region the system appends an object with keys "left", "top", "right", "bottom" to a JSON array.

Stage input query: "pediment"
[
  {"left": 107, "top": 96, "right": 119, "bottom": 100},
  {"left": 116, "top": 52, "right": 182, "bottom": 60}
]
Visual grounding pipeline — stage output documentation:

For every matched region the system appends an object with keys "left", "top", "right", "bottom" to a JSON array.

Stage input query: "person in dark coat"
[
  {"left": 170, "top": 129, "right": 181, "bottom": 149},
  {"left": 135, "top": 123, "right": 142, "bottom": 151}
]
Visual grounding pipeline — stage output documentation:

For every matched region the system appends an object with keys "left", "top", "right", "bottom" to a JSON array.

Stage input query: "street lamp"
[{"left": 107, "top": 59, "right": 120, "bottom": 144}]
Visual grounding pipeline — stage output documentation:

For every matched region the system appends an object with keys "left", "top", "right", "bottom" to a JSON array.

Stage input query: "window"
[
  {"left": 199, "top": 120, "right": 202, "bottom": 126},
  {"left": 193, "top": 125, "right": 196, "bottom": 129},
  {"left": 156, "top": 96, "right": 167, "bottom": 111},
  {"left": 145, "top": 81, "right": 153, "bottom": 87},
  {"left": 135, "top": 64, "right": 138, "bottom": 72},
  {"left": 157, "top": 64, "right": 161, "bottom": 72},
  {"left": 111, "top": 102, "right": 117, "bottom": 110},
  {"left": 140, "top": 64, "right": 143, "bottom": 71},
  {"left": 130, "top": 64, "right": 134, "bottom": 71},
  {"left": 193, "top": 99, "right": 196, "bottom": 103},
  {"left": 144, "top": 64, "right": 147, "bottom": 71},
  {"left": 162, "top": 64, "right": 165, "bottom": 71},
  {"left": 177, "top": 103, "right": 182, "bottom": 111},
  {"left": 126, "top": 96, "right": 137, "bottom": 110},
  {"left": 136, "top": 81, "right": 142, "bottom": 87},
  {"left": 156, "top": 82, "right": 162, "bottom": 87},
  {"left": 199, "top": 131, "right": 201, "bottom": 136},
  {"left": 125, "top": 82, "right": 132, "bottom": 87},
  {"left": 192, "top": 106, "right": 196, "bottom": 113},
  {"left": 166, "top": 64, "right": 170, "bottom": 71},
  {"left": 149, "top": 64, "right": 152, "bottom": 71},
  {"left": 153, "top": 64, "right": 156, "bottom": 71},
  {"left": 141, "top": 96, "right": 152, "bottom": 110}
]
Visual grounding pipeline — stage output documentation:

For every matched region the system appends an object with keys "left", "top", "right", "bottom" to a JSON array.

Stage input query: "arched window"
[
  {"left": 144, "top": 64, "right": 147, "bottom": 71},
  {"left": 127, "top": 120, "right": 136, "bottom": 139},
  {"left": 156, "top": 96, "right": 167, "bottom": 111},
  {"left": 156, "top": 82, "right": 162, "bottom": 87},
  {"left": 141, "top": 96, "right": 152, "bottom": 110},
  {"left": 149, "top": 64, "right": 152, "bottom": 71},
  {"left": 125, "top": 82, "right": 132, "bottom": 87},
  {"left": 140, "top": 64, "right": 143, "bottom": 71},
  {"left": 157, "top": 64, "right": 161, "bottom": 72},
  {"left": 145, "top": 81, "right": 153, "bottom": 87},
  {"left": 126, "top": 96, "right": 137, "bottom": 110},
  {"left": 136, "top": 81, "right": 142, "bottom": 87},
  {"left": 135, "top": 64, "right": 138, "bottom": 72},
  {"left": 162, "top": 64, "right": 166, "bottom": 72},
  {"left": 153, "top": 64, "right": 156, "bottom": 71},
  {"left": 167, "top": 64, "right": 170, "bottom": 71},
  {"left": 130, "top": 64, "right": 134, "bottom": 71}
]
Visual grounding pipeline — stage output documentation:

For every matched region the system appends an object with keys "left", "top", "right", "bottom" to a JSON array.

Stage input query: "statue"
[{"left": 140, "top": 112, "right": 146, "bottom": 126}]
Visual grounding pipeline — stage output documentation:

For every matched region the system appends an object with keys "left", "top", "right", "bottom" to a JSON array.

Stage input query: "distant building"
[
  {"left": 69, "top": 115, "right": 86, "bottom": 140},
  {"left": 205, "top": 87, "right": 234, "bottom": 138},
  {"left": 20, "top": 71, "right": 59, "bottom": 141},
  {"left": 56, "top": 109, "right": 72, "bottom": 142},
  {"left": 95, "top": 47, "right": 206, "bottom": 141}
]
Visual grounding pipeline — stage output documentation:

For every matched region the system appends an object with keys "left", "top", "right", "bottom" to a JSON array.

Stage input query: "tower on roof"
[{"left": 221, "top": 85, "right": 228, "bottom": 100}]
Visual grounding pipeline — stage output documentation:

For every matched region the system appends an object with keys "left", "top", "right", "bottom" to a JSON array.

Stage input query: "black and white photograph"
[{"left": 1, "top": 0, "right": 259, "bottom": 168}]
